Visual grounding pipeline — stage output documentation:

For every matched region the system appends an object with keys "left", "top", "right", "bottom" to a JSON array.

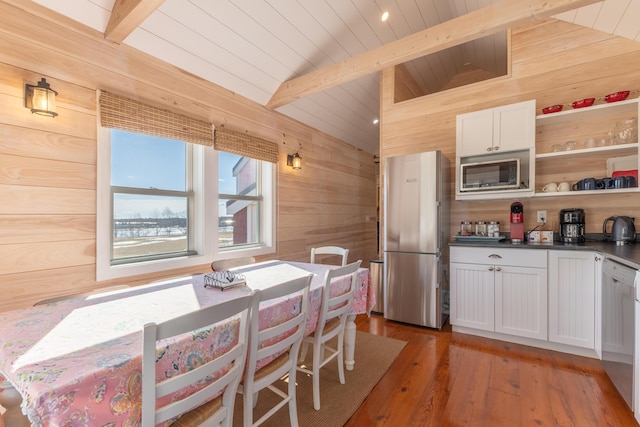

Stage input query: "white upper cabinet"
[{"left": 457, "top": 100, "right": 536, "bottom": 157}]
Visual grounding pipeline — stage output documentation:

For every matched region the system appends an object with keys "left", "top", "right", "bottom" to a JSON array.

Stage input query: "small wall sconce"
[
  {"left": 25, "top": 78, "right": 58, "bottom": 117},
  {"left": 287, "top": 153, "right": 302, "bottom": 170}
]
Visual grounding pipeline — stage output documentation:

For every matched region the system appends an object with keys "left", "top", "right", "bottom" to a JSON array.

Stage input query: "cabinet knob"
[
  {"left": 495, "top": 267, "right": 502, "bottom": 272},
  {"left": 493, "top": 146, "right": 499, "bottom": 151},
  {"left": 488, "top": 254, "right": 502, "bottom": 259},
  {"left": 488, "top": 266, "right": 494, "bottom": 271},
  {"left": 486, "top": 147, "right": 492, "bottom": 152}
]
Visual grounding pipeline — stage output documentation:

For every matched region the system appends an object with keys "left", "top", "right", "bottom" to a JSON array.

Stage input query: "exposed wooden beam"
[
  {"left": 105, "top": 0, "right": 165, "bottom": 44},
  {"left": 266, "top": 0, "right": 602, "bottom": 109}
]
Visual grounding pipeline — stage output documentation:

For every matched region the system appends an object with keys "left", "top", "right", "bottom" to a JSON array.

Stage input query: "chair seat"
[
  {"left": 169, "top": 396, "right": 223, "bottom": 426},
  {"left": 310, "top": 318, "right": 341, "bottom": 338},
  {"left": 254, "top": 352, "right": 289, "bottom": 382}
]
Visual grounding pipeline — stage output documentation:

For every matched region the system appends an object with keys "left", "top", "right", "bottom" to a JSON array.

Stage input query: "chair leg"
[
  {"left": 337, "top": 332, "right": 346, "bottom": 385},
  {"left": 243, "top": 390, "right": 254, "bottom": 427},
  {"left": 299, "top": 341, "right": 309, "bottom": 362},
  {"left": 288, "top": 366, "right": 300, "bottom": 427},
  {"left": 312, "top": 341, "right": 322, "bottom": 410}
]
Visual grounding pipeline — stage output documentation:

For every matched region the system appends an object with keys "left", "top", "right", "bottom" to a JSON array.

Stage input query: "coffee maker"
[{"left": 559, "top": 208, "right": 585, "bottom": 243}]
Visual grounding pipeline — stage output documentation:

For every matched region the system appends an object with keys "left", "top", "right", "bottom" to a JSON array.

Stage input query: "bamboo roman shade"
[
  {"left": 99, "top": 91, "right": 213, "bottom": 146},
  {"left": 214, "top": 127, "right": 279, "bottom": 163}
]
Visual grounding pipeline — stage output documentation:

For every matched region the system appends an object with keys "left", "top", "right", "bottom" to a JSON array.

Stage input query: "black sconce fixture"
[
  {"left": 287, "top": 153, "right": 302, "bottom": 169},
  {"left": 25, "top": 78, "right": 58, "bottom": 117}
]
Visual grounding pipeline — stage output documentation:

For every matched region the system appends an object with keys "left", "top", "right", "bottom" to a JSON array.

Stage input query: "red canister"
[{"left": 510, "top": 201, "right": 524, "bottom": 243}]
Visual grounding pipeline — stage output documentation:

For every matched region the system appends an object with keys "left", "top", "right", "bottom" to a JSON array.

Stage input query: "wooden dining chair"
[
  {"left": 297, "top": 260, "right": 362, "bottom": 410},
  {"left": 239, "top": 273, "right": 313, "bottom": 427},
  {"left": 141, "top": 292, "right": 255, "bottom": 427},
  {"left": 310, "top": 246, "right": 349, "bottom": 266},
  {"left": 211, "top": 256, "right": 256, "bottom": 271}
]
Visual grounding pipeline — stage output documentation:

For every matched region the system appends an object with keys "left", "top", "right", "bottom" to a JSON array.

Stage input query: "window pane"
[
  {"left": 219, "top": 152, "right": 257, "bottom": 196},
  {"left": 111, "top": 130, "right": 186, "bottom": 191},
  {"left": 113, "top": 193, "right": 188, "bottom": 260},
  {"left": 218, "top": 198, "right": 260, "bottom": 247}
]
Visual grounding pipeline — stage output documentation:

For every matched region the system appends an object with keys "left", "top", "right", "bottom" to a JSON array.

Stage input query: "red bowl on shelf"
[
  {"left": 572, "top": 98, "right": 595, "bottom": 109},
  {"left": 605, "top": 91, "right": 630, "bottom": 103},
  {"left": 542, "top": 104, "right": 563, "bottom": 114}
]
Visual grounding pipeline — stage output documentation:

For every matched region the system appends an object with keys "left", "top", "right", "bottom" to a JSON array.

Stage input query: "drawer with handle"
[{"left": 450, "top": 246, "right": 547, "bottom": 268}]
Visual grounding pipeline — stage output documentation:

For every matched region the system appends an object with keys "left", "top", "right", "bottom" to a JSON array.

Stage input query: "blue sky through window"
[{"left": 111, "top": 130, "right": 239, "bottom": 218}]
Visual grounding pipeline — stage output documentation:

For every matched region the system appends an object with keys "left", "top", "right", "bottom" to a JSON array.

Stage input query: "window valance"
[
  {"left": 214, "top": 127, "right": 279, "bottom": 163},
  {"left": 99, "top": 91, "right": 214, "bottom": 146}
]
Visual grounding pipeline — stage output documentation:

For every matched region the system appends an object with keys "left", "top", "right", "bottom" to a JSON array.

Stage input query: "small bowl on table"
[
  {"left": 572, "top": 98, "right": 595, "bottom": 109},
  {"left": 542, "top": 104, "right": 563, "bottom": 114},
  {"left": 605, "top": 91, "right": 630, "bottom": 103}
]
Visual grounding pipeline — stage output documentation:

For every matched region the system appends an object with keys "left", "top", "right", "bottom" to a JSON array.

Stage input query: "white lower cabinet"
[
  {"left": 450, "top": 247, "right": 547, "bottom": 340},
  {"left": 450, "top": 261, "right": 495, "bottom": 331},
  {"left": 548, "top": 250, "right": 597, "bottom": 350}
]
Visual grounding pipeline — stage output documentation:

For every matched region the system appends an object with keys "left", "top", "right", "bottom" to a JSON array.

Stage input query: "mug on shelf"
[
  {"left": 608, "top": 176, "right": 628, "bottom": 189},
  {"left": 558, "top": 182, "right": 571, "bottom": 192},
  {"left": 573, "top": 178, "right": 597, "bottom": 191},
  {"left": 600, "top": 177, "right": 612, "bottom": 189},
  {"left": 542, "top": 182, "right": 558, "bottom": 192}
]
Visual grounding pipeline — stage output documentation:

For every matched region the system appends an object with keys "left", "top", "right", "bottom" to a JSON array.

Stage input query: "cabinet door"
[
  {"left": 493, "top": 100, "right": 536, "bottom": 153},
  {"left": 456, "top": 108, "right": 494, "bottom": 157},
  {"left": 548, "top": 250, "right": 596, "bottom": 349},
  {"left": 495, "top": 265, "right": 547, "bottom": 340},
  {"left": 450, "top": 262, "right": 494, "bottom": 331}
]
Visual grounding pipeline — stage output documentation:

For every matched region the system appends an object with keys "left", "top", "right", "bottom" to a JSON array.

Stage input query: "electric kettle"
[{"left": 602, "top": 216, "right": 636, "bottom": 245}]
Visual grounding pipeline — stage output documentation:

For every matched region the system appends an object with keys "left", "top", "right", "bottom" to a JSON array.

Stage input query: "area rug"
[{"left": 233, "top": 331, "right": 407, "bottom": 427}]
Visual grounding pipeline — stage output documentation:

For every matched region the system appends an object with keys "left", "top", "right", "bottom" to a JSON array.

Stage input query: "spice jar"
[
  {"left": 460, "top": 221, "right": 472, "bottom": 236},
  {"left": 488, "top": 221, "right": 500, "bottom": 237},
  {"left": 475, "top": 221, "right": 487, "bottom": 236}
]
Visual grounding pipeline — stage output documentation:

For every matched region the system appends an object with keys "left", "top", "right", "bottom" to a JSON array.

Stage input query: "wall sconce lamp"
[
  {"left": 25, "top": 78, "right": 58, "bottom": 117},
  {"left": 287, "top": 153, "right": 302, "bottom": 170}
]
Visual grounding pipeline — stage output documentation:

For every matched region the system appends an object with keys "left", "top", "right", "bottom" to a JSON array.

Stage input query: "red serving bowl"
[
  {"left": 572, "top": 98, "right": 595, "bottom": 109},
  {"left": 542, "top": 104, "right": 563, "bottom": 114},
  {"left": 605, "top": 91, "right": 630, "bottom": 103}
]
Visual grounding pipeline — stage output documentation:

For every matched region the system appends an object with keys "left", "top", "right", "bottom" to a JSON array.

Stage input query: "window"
[
  {"left": 218, "top": 152, "right": 262, "bottom": 249},
  {"left": 97, "top": 128, "right": 275, "bottom": 281}
]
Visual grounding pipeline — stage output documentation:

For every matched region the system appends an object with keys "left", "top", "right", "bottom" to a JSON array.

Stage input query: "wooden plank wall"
[
  {"left": 0, "top": 1, "right": 377, "bottom": 312},
  {"left": 381, "top": 18, "right": 640, "bottom": 249}
]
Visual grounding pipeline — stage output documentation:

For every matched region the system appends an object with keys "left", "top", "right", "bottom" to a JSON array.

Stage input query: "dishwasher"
[{"left": 601, "top": 258, "right": 638, "bottom": 411}]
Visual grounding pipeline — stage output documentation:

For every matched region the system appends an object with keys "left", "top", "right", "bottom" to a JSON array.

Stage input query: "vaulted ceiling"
[{"left": 32, "top": 0, "right": 640, "bottom": 154}]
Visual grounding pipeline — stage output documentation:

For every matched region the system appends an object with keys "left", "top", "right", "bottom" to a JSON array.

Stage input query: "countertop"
[{"left": 449, "top": 236, "right": 640, "bottom": 269}]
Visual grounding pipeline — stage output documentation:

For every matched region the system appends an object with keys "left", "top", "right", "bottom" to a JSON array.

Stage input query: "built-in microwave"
[{"left": 460, "top": 158, "right": 520, "bottom": 192}]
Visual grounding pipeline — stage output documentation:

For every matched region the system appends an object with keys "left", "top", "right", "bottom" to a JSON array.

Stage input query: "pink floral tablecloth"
[{"left": 0, "top": 261, "right": 372, "bottom": 426}]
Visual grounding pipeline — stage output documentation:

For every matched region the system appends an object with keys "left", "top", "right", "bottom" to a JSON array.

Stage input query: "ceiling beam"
[
  {"left": 105, "top": 0, "right": 165, "bottom": 44},
  {"left": 266, "top": 0, "right": 602, "bottom": 109}
]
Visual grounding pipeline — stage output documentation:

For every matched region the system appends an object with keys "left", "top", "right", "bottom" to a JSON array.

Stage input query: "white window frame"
[{"left": 96, "top": 127, "right": 275, "bottom": 281}]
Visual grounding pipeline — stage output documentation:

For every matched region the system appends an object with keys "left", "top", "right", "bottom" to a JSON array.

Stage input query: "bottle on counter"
[
  {"left": 460, "top": 221, "right": 472, "bottom": 236},
  {"left": 475, "top": 221, "right": 487, "bottom": 236},
  {"left": 488, "top": 221, "right": 500, "bottom": 237}
]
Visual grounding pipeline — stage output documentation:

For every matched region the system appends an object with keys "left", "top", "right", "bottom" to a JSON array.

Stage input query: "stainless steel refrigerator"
[{"left": 383, "top": 151, "right": 448, "bottom": 329}]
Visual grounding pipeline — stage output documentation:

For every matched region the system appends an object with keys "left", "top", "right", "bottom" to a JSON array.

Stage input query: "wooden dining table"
[{"left": 0, "top": 260, "right": 373, "bottom": 426}]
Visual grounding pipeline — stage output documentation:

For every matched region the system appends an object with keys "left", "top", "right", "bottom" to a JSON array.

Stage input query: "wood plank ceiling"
[{"left": 32, "top": 0, "right": 640, "bottom": 155}]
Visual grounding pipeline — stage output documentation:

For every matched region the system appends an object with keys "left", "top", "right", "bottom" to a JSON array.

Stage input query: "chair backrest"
[
  {"left": 245, "top": 274, "right": 313, "bottom": 382},
  {"left": 141, "top": 292, "right": 254, "bottom": 427},
  {"left": 310, "top": 246, "right": 349, "bottom": 266},
  {"left": 211, "top": 256, "right": 256, "bottom": 271},
  {"left": 316, "top": 260, "right": 362, "bottom": 333}
]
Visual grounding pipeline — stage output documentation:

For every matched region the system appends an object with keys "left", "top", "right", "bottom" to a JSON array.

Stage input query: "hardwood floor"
[{"left": 346, "top": 314, "right": 638, "bottom": 426}]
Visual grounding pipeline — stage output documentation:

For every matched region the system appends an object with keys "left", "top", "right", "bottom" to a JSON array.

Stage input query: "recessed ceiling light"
[
  {"left": 373, "top": 118, "right": 379, "bottom": 125},
  {"left": 381, "top": 11, "right": 389, "bottom": 22}
]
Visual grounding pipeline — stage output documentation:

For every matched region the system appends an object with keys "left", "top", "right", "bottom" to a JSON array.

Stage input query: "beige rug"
[{"left": 233, "top": 331, "right": 406, "bottom": 427}]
